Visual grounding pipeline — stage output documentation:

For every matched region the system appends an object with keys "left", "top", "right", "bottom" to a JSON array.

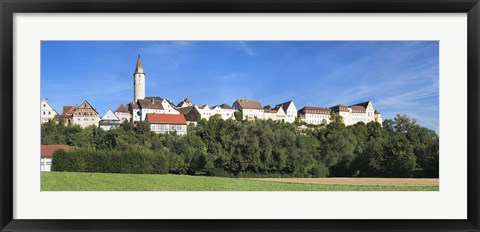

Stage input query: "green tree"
[
  {"left": 135, "top": 121, "right": 151, "bottom": 134},
  {"left": 234, "top": 111, "right": 243, "bottom": 121}
]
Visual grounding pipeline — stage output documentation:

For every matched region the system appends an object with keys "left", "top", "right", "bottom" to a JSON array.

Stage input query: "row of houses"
[
  {"left": 41, "top": 97, "right": 382, "bottom": 136},
  {"left": 41, "top": 54, "right": 382, "bottom": 136}
]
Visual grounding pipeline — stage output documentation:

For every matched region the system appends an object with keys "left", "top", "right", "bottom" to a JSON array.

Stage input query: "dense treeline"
[{"left": 44, "top": 114, "right": 439, "bottom": 178}]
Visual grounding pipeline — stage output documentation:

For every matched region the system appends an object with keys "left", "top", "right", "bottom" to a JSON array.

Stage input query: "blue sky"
[{"left": 41, "top": 41, "right": 439, "bottom": 131}]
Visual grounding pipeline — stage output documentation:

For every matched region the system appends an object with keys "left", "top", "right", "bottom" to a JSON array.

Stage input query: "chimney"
[{"left": 151, "top": 98, "right": 154, "bottom": 104}]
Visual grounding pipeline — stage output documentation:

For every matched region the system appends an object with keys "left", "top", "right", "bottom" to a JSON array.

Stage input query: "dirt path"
[{"left": 247, "top": 178, "right": 439, "bottom": 187}]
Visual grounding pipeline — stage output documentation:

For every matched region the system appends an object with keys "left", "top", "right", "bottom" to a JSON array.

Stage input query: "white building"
[
  {"left": 298, "top": 106, "right": 331, "bottom": 125},
  {"left": 329, "top": 101, "right": 382, "bottom": 126},
  {"left": 128, "top": 97, "right": 180, "bottom": 122},
  {"left": 146, "top": 113, "right": 187, "bottom": 135},
  {"left": 41, "top": 99, "right": 58, "bottom": 124},
  {"left": 114, "top": 104, "right": 131, "bottom": 122},
  {"left": 210, "top": 104, "right": 236, "bottom": 120},
  {"left": 264, "top": 106, "right": 287, "bottom": 122},
  {"left": 41, "top": 144, "right": 71, "bottom": 172},
  {"left": 274, "top": 101, "right": 297, "bottom": 123},
  {"left": 71, "top": 100, "right": 101, "bottom": 128},
  {"left": 99, "top": 109, "right": 121, "bottom": 131},
  {"left": 195, "top": 104, "right": 214, "bottom": 120},
  {"left": 232, "top": 99, "right": 264, "bottom": 120}
]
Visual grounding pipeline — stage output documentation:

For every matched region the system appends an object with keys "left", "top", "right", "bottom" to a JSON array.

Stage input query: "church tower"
[{"left": 133, "top": 53, "right": 146, "bottom": 102}]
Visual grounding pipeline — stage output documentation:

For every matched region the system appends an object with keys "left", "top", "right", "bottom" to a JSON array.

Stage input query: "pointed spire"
[{"left": 134, "top": 53, "right": 144, "bottom": 74}]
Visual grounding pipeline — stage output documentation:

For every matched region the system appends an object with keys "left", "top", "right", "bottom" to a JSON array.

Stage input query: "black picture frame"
[{"left": 1, "top": 0, "right": 479, "bottom": 231}]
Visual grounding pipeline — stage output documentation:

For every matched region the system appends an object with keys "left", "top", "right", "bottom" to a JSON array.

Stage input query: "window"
[{"left": 43, "top": 112, "right": 45, "bottom": 115}]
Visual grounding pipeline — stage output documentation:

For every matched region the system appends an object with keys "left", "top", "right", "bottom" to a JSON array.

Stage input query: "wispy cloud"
[{"left": 236, "top": 42, "right": 256, "bottom": 57}]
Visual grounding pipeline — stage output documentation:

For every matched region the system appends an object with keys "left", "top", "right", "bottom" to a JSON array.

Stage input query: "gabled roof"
[
  {"left": 197, "top": 104, "right": 210, "bottom": 110},
  {"left": 115, "top": 104, "right": 129, "bottom": 113},
  {"left": 62, "top": 106, "right": 78, "bottom": 116},
  {"left": 374, "top": 110, "right": 381, "bottom": 114},
  {"left": 217, "top": 103, "right": 233, "bottom": 110},
  {"left": 177, "top": 98, "right": 193, "bottom": 107},
  {"left": 128, "top": 101, "right": 139, "bottom": 110},
  {"left": 41, "top": 144, "right": 72, "bottom": 158},
  {"left": 276, "top": 100, "right": 294, "bottom": 112},
  {"left": 137, "top": 98, "right": 164, "bottom": 110},
  {"left": 41, "top": 99, "right": 59, "bottom": 115},
  {"left": 75, "top": 100, "right": 99, "bottom": 115},
  {"left": 146, "top": 113, "right": 187, "bottom": 125},
  {"left": 352, "top": 101, "right": 371, "bottom": 108},
  {"left": 102, "top": 109, "right": 120, "bottom": 121},
  {"left": 233, "top": 99, "right": 263, "bottom": 110},
  {"left": 177, "top": 106, "right": 195, "bottom": 115}
]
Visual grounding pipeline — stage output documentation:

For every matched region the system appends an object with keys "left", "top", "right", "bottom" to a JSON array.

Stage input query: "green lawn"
[{"left": 41, "top": 172, "right": 439, "bottom": 191}]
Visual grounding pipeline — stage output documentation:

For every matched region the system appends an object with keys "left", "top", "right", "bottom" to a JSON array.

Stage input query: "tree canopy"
[{"left": 43, "top": 114, "right": 439, "bottom": 178}]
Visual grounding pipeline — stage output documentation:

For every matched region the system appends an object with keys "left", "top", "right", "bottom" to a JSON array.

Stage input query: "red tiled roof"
[
  {"left": 41, "top": 145, "right": 72, "bottom": 158},
  {"left": 138, "top": 98, "right": 164, "bottom": 110},
  {"left": 233, "top": 99, "right": 263, "bottom": 110},
  {"left": 146, "top": 113, "right": 187, "bottom": 125},
  {"left": 330, "top": 104, "right": 349, "bottom": 112},
  {"left": 350, "top": 105, "right": 366, "bottom": 113},
  {"left": 299, "top": 106, "right": 331, "bottom": 115},
  {"left": 115, "top": 104, "right": 129, "bottom": 113},
  {"left": 62, "top": 106, "right": 77, "bottom": 116}
]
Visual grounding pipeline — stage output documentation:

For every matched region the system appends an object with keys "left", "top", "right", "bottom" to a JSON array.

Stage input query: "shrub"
[{"left": 52, "top": 148, "right": 169, "bottom": 174}]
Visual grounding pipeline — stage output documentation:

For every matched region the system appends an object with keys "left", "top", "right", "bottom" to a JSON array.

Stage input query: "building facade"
[
  {"left": 330, "top": 101, "right": 380, "bottom": 126},
  {"left": 264, "top": 106, "right": 287, "bottom": 122},
  {"left": 211, "top": 104, "right": 236, "bottom": 120},
  {"left": 298, "top": 106, "right": 331, "bottom": 125},
  {"left": 275, "top": 101, "right": 297, "bottom": 123},
  {"left": 40, "top": 99, "right": 58, "bottom": 124},
  {"left": 71, "top": 100, "right": 101, "bottom": 128},
  {"left": 99, "top": 109, "right": 122, "bottom": 131},
  {"left": 114, "top": 104, "right": 131, "bottom": 122},
  {"left": 146, "top": 113, "right": 187, "bottom": 135},
  {"left": 232, "top": 99, "right": 264, "bottom": 120}
]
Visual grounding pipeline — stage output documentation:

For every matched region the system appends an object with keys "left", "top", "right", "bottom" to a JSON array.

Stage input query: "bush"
[{"left": 52, "top": 148, "right": 169, "bottom": 174}]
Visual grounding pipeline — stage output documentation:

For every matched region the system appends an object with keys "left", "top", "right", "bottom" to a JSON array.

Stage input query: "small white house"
[
  {"left": 41, "top": 144, "right": 72, "bottom": 171},
  {"left": 99, "top": 109, "right": 121, "bottom": 131},
  {"left": 264, "top": 106, "right": 287, "bottom": 122},
  {"left": 275, "top": 100, "right": 297, "bottom": 123},
  {"left": 210, "top": 104, "right": 236, "bottom": 120},
  {"left": 114, "top": 104, "right": 131, "bottom": 122},
  {"left": 146, "top": 113, "right": 187, "bottom": 135},
  {"left": 41, "top": 99, "right": 58, "bottom": 124},
  {"left": 232, "top": 99, "right": 264, "bottom": 120}
]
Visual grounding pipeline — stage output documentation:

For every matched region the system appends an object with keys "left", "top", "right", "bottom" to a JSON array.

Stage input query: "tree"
[
  {"left": 330, "top": 112, "right": 344, "bottom": 124},
  {"left": 234, "top": 111, "right": 243, "bottom": 121},
  {"left": 135, "top": 121, "right": 151, "bottom": 134},
  {"left": 263, "top": 105, "right": 272, "bottom": 110}
]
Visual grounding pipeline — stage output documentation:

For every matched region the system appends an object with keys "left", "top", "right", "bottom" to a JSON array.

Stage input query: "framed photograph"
[{"left": 1, "top": 0, "right": 479, "bottom": 231}]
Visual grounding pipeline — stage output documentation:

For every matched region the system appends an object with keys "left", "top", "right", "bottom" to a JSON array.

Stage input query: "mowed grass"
[{"left": 41, "top": 172, "right": 439, "bottom": 191}]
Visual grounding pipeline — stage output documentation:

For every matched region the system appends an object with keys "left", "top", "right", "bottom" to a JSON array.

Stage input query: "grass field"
[{"left": 41, "top": 172, "right": 439, "bottom": 191}]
